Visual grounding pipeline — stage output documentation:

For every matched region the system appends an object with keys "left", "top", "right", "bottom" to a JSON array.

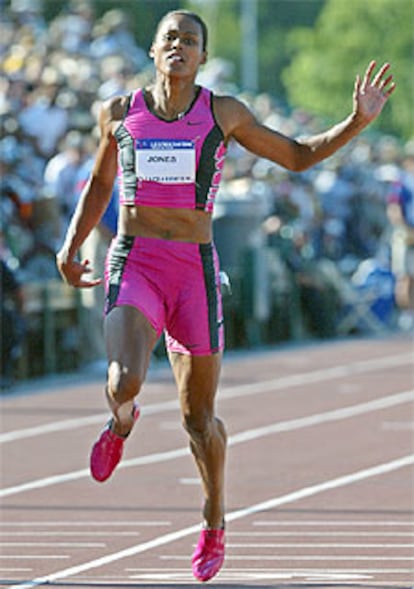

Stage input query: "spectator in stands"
[
  {"left": 90, "top": 8, "right": 148, "bottom": 70},
  {"left": 48, "top": 0, "right": 94, "bottom": 56},
  {"left": 75, "top": 148, "right": 119, "bottom": 362},
  {"left": 0, "top": 245, "right": 25, "bottom": 389},
  {"left": 43, "top": 129, "right": 86, "bottom": 234},
  {"left": 18, "top": 69, "right": 69, "bottom": 157},
  {"left": 386, "top": 174, "right": 414, "bottom": 316}
]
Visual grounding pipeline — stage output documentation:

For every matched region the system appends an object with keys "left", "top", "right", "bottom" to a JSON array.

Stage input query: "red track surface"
[{"left": 1, "top": 335, "right": 413, "bottom": 588}]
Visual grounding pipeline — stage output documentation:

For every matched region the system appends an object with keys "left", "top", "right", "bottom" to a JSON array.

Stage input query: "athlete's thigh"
[
  {"left": 104, "top": 305, "right": 158, "bottom": 379},
  {"left": 165, "top": 242, "right": 224, "bottom": 357},
  {"left": 169, "top": 352, "right": 222, "bottom": 416}
]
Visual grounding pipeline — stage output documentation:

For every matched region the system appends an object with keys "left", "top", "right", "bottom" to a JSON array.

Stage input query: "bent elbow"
[
  {"left": 289, "top": 157, "right": 311, "bottom": 173},
  {"left": 286, "top": 142, "right": 314, "bottom": 173}
]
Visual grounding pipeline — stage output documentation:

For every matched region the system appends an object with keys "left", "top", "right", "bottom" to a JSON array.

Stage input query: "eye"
[
  {"left": 183, "top": 37, "right": 197, "bottom": 46},
  {"left": 163, "top": 32, "right": 177, "bottom": 42}
]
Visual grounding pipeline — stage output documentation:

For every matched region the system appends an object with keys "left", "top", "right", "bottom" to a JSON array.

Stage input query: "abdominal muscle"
[{"left": 119, "top": 204, "right": 213, "bottom": 244}]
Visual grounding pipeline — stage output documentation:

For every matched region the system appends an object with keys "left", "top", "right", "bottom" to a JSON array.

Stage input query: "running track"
[{"left": 1, "top": 335, "right": 413, "bottom": 588}]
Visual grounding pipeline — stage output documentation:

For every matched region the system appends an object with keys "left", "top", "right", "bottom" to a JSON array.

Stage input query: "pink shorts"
[{"left": 104, "top": 235, "right": 224, "bottom": 356}]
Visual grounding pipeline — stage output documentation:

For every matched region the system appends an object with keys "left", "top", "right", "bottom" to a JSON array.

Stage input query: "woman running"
[{"left": 56, "top": 9, "right": 395, "bottom": 582}]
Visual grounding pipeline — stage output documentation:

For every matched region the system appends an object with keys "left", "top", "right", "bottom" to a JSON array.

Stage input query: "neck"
[{"left": 149, "top": 77, "right": 197, "bottom": 121}]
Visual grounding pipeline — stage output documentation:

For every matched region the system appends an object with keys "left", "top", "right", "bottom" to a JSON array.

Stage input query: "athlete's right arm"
[{"left": 56, "top": 97, "right": 125, "bottom": 288}]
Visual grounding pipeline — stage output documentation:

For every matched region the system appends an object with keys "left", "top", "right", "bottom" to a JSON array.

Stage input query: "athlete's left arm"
[{"left": 217, "top": 61, "right": 395, "bottom": 172}]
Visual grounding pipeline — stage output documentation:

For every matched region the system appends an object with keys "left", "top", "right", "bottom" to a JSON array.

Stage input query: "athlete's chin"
[{"left": 161, "top": 64, "right": 195, "bottom": 78}]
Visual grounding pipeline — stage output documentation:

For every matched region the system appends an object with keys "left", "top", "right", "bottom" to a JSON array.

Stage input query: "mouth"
[{"left": 167, "top": 53, "right": 184, "bottom": 64}]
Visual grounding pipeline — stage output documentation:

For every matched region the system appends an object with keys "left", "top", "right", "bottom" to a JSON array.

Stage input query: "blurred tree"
[
  {"left": 283, "top": 0, "right": 413, "bottom": 140},
  {"left": 187, "top": 0, "right": 240, "bottom": 72},
  {"left": 256, "top": 0, "right": 324, "bottom": 98},
  {"left": 188, "top": 0, "right": 324, "bottom": 97}
]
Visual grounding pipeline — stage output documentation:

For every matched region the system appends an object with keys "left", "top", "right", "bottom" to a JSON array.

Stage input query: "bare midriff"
[{"left": 119, "top": 205, "right": 213, "bottom": 244}]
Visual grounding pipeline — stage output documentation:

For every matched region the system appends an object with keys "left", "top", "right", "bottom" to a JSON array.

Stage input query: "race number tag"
[{"left": 136, "top": 139, "right": 195, "bottom": 184}]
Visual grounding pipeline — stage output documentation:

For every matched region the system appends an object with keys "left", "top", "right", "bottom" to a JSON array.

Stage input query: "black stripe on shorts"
[
  {"left": 105, "top": 235, "right": 135, "bottom": 314},
  {"left": 199, "top": 242, "right": 219, "bottom": 352}
]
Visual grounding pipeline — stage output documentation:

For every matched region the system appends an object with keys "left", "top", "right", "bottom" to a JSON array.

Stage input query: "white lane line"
[
  {"left": 1, "top": 532, "right": 140, "bottom": 537},
  {"left": 224, "top": 454, "right": 414, "bottom": 524},
  {"left": 0, "top": 447, "right": 189, "bottom": 498},
  {"left": 0, "top": 543, "right": 106, "bottom": 547},
  {"left": 229, "top": 531, "right": 414, "bottom": 537},
  {"left": 1, "top": 352, "right": 411, "bottom": 444},
  {"left": 228, "top": 389, "right": 414, "bottom": 445},
  {"left": 6, "top": 523, "right": 200, "bottom": 589},
  {"left": 0, "top": 401, "right": 178, "bottom": 445},
  {"left": 124, "top": 565, "right": 413, "bottom": 568},
  {"left": 226, "top": 543, "right": 414, "bottom": 548},
  {"left": 222, "top": 353, "right": 413, "bottom": 401},
  {"left": 162, "top": 554, "right": 414, "bottom": 561},
  {"left": 0, "top": 400, "right": 179, "bottom": 445},
  {"left": 0, "top": 556, "right": 69, "bottom": 560},
  {"left": 122, "top": 566, "right": 414, "bottom": 573},
  {"left": 0, "top": 569, "right": 32, "bottom": 572},
  {"left": 1, "top": 389, "right": 413, "bottom": 498},
  {"left": 7, "top": 452, "right": 414, "bottom": 589},
  {"left": 0, "top": 415, "right": 112, "bottom": 444},
  {"left": 253, "top": 520, "right": 414, "bottom": 526},
  {"left": 179, "top": 478, "right": 199, "bottom": 485},
  {"left": 0, "top": 521, "right": 169, "bottom": 526}
]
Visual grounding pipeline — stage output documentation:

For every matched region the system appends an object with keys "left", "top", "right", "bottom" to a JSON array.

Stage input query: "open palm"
[{"left": 353, "top": 61, "right": 396, "bottom": 123}]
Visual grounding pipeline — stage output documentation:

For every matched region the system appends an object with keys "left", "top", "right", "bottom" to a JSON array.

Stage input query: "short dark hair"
[{"left": 155, "top": 10, "right": 208, "bottom": 52}]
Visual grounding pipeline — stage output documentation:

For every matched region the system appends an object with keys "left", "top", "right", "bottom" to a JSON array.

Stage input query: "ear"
[
  {"left": 149, "top": 44, "right": 155, "bottom": 59},
  {"left": 200, "top": 51, "right": 208, "bottom": 66}
]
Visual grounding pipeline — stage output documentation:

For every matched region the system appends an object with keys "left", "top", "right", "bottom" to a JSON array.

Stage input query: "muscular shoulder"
[
  {"left": 212, "top": 94, "right": 257, "bottom": 142},
  {"left": 100, "top": 94, "right": 131, "bottom": 123}
]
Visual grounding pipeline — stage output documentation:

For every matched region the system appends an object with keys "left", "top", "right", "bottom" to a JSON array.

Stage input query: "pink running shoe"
[
  {"left": 90, "top": 405, "right": 140, "bottom": 482},
  {"left": 192, "top": 527, "right": 225, "bottom": 582}
]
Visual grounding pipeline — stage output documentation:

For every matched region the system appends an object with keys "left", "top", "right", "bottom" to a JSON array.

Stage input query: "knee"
[
  {"left": 183, "top": 411, "right": 228, "bottom": 447},
  {"left": 182, "top": 410, "right": 212, "bottom": 443},
  {"left": 107, "top": 363, "right": 142, "bottom": 406}
]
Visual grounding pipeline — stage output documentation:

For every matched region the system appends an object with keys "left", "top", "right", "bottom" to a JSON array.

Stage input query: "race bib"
[{"left": 136, "top": 139, "right": 195, "bottom": 184}]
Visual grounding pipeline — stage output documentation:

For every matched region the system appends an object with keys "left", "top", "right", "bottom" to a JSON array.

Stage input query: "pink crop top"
[{"left": 114, "top": 87, "right": 227, "bottom": 213}]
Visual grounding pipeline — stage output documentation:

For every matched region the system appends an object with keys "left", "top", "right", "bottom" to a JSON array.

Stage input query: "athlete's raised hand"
[{"left": 353, "top": 61, "right": 396, "bottom": 124}]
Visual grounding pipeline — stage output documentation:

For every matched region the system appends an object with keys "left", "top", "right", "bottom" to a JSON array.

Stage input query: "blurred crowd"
[
  {"left": 1, "top": 0, "right": 413, "bottom": 383},
  {"left": 1, "top": 0, "right": 152, "bottom": 280},
  {"left": 215, "top": 92, "right": 414, "bottom": 341}
]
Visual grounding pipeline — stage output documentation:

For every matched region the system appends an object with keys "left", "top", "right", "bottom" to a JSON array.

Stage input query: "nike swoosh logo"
[{"left": 187, "top": 121, "right": 203, "bottom": 126}]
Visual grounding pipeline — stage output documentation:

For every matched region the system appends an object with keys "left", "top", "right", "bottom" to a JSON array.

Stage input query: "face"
[{"left": 150, "top": 14, "right": 207, "bottom": 78}]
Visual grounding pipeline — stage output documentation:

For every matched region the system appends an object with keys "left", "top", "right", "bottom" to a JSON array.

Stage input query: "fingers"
[
  {"left": 361, "top": 60, "right": 377, "bottom": 91},
  {"left": 78, "top": 277, "right": 103, "bottom": 288},
  {"left": 372, "top": 62, "right": 390, "bottom": 87},
  {"left": 72, "top": 273, "right": 102, "bottom": 288},
  {"left": 59, "top": 258, "right": 102, "bottom": 288},
  {"left": 379, "top": 73, "right": 396, "bottom": 97},
  {"left": 361, "top": 60, "right": 396, "bottom": 96},
  {"left": 81, "top": 259, "right": 92, "bottom": 273},
  {"left": 77, "top": 260, "right": 102, "bottom": 287},
  {"left": 353, "top": 73, "right": 361, "bottom": 98},
  {"left": 383, "top": 81, "right": 397, "bottom": 98},
  {"left": 379, "top": 74, "right": 393, "bottom": 90}
]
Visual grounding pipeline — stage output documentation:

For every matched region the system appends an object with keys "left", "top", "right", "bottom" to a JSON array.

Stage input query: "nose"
[{"left": 171, "top": 35, "right": 182, "bottom": 48}]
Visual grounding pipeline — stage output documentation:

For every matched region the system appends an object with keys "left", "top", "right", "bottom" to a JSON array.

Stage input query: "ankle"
[
  {"left": 110, "top": 403, "right": 138, "bottom": 437},
  {"left": 203, "top": 515, "right": 225, "bottom": 530},
  {"left": 110, "top": 417, "right": 134, "bottom": 437},
  {"left": 203, "top": 499, "right": 225, "bottom": 530}
]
